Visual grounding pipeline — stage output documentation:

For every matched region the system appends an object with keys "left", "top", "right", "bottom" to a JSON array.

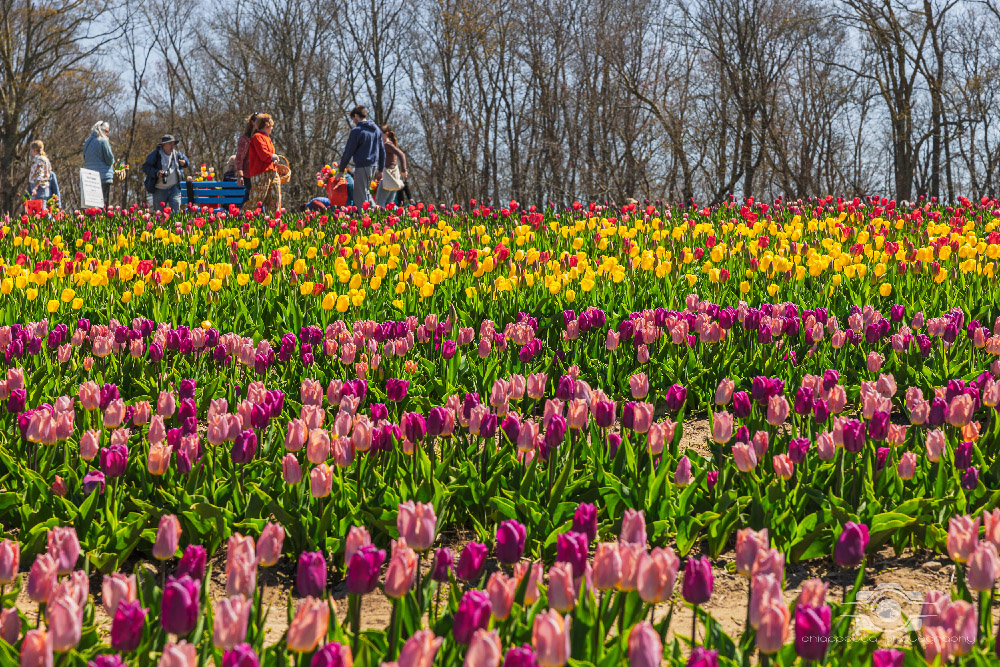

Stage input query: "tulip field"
[{"left": 2, "top": 195, "right": 1000, "bottom": 666}]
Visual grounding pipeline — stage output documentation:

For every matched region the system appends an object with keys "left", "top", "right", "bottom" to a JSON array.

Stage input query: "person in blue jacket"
[
  {"left": 48, "top": 172, "right": 60, "bottom": 208},
  {"left": 142, "top": 134, "right": 190, "bottom": 213},
  {"left": 83, "top": 121, "right": 115, "bottom": 205},
  {"left": 336, "top": 106, "right": 384, "bottom": 206}
]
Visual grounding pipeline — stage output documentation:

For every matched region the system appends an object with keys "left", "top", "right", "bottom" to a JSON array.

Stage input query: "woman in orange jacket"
[{"left": 244, "top": 113, "right": 282, "bottom": 212}]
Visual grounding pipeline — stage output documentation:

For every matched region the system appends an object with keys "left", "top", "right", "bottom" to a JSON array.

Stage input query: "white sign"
[{"left": 79, "top": 168, "right": 105, "bottom": 208}]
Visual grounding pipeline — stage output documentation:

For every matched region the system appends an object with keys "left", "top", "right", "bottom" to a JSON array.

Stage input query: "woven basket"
[{"left": 275, "top": 155, "right": 291, "bottom": 184}]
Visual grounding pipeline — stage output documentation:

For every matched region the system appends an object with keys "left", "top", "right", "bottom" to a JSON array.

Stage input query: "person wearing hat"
[{"left": 142, "top": 134, "right": 190, "bottom": 213}]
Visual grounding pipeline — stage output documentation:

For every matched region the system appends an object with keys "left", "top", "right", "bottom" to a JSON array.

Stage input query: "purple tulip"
[
  {"left": 83, "top": 470, "right": 106, "bottom": 496},
  {"left": 160, "top": 575, "right": 200, "bottom": 635},
  {"left": 345, "top": 544, "right": 385, "bottom": 594},
  {"left": 833, "top": 522, "right": 869, "bottom": 567},
  {"left": 452, "top": 590, "right": 491, "bottom": 644},
  {"left": 430, "top": 547, "right": 454, "bottom": 582},
  {"left": 682, "top": 556, "right": 713, "bottom": 604},
  {"left": 707, "top": 470, "right": 719, "bottom": 492},
  {"left": 962, "top": 466, "right": 980, "bottom": 491},
  {"left": 503, "top": 645, "right": 538, "bottom": 667},
  {"left": 842, "top": 419, "right": 865, "bottom": 453},
  {"left": 873, "top": 649, "right": 904, "bottom": 667},
  {"left": 178, "top": 398, "right": 197, "bottom": 422},
  {"left": 928, "top": 397, "right": 947, "bottom": 426},
  {"left": 100, "top": 383, "right": 119, "bottom": 410},
  {"left": 876, "top": 447, "right": 889, "bottom": 472},
  {"left": 442, "top": 340, "right": 458, "bottom": 359},
  {"left": 463, "top": 393, "right": 481, "bottom": 419},
  {"left": 556, "top": 375, "right": 575, "bottom": 401},
  {"left": 110, "top": 600, "right": 147, "bottom": 652},
  {"left": 622, "top": 402, "right": 635, "bottom": 430},
  {"left": 402, "top": 412, "right": 426, "bottom": 443},
  {"left": 480, "top": 413, "right": 498, "bottom": 439},
  {"left": 100, "top": 445, "right": 128, "bottom": 478},
  {"left": 822, "top": 369, "right": 839, "bottom": 390},
  {"left": 250, "top": 403, "right": 269, "bottom": 429},
  {"left": 593, "top": 401, "right": 615, "bottom": 428},
  {"left": 867, "top": 411, "right": 889, "bottom": 441},
  {"left": 297, "top": 551, "right": 327, "bottom": 598},
  {"left": 794, "top": 604, "right": 831, "bottom": 660},
  {"left": 687, "top": 647, "right": 719, "bottom": 667},
  {"left": 545, "top": 415, "right": 567, "bottom": 450},
  {"left": 501, "top": 414, "right": 521, "bottom": 442},
  {"left": 456, "top": 541, "right": 488, "bottom": 582},
  {"left": 232, "top": 430, "right": 257, "bottom": 464},
  {"left": 607, "top": 433, "right": 622, "bottom": 458},
  {"left": 495, "top": 520, "right": 527, "bottom": 564},
  {"left": 175, "top": 545, "right": 207, "bottom": 580},
  {"left": 556, "top": 531, "right": 588, "bottom": 577},
  {"left": 386, "top": 379, "right": 409, "bottom": 402},
  {"left": 794, "top": 387, "right": 814, "bottom": 415},
  {"left": 572, "top": 502, "right": 598, "bottom": 543},
  {"left": 427, "top": 406, "right": 449, "bottom": 436},
  {"left": 221, "top": 644, "right": 259, "bottom": 667},
  {"left": 312, "top": 642, "right": 351, "bottom": 667},
  {"left": 955, "top": 441, "right": 973, "bottom": 469},
  {"left": 665, "top": 384, "right": 687, "bottom": 411},
  {"left": 813, "top": 398, "right": 830, "bottom": 422},
  {"left": 731, "top": 391, "right": 751, "bottom": 419},
  {"left": 369, "top": 403, "right": 389, "bottom": 422},
  {"left": 787, "top": 438, "right": 810, "bottom": 464}
]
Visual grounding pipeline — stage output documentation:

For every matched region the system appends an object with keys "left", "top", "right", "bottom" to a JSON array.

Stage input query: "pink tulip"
[
  {"left": 947, "top": 394, "right": 974, "bottom": 428},
  {"left": 286, "top": 598, "right": 330, "bottom": 653},
  {"left": 766, "top": 395, "right": 790, "bottom": 426},
  {"left": 750, "top": 573, "right": 782, "bottom": 628},
  {"left": 547, "top": 562, "right": 576, "bottom": 612},
  {"left": 46, "top": 593, "right": 81, "bottom": 652},
  {"left": 282, "top": 454, "right": 302, "bottom": 484},
  {"left": 486, "top": 572, "right": 516, "bottom": 620},
  {"left": 943, "top": 599, "right": 977, "bottom": 655},
  {"left": 212, "top": 595, "right": 251, "bottom": 649},
  {"left": 78, "top": 381, "right": 100, "bottom": 410},
  {"left": 631, "top": 402, "right": 654, "bottom": 433},
  {"left": 592, "top": 542, "right": 622, "bottom": 591},
  {"left": 514, "top": 561, "right": 544, "bottom": 604},
  {"left": 301, "top": 378, "right": 323, "bottom": 406},
  {"left": 102, "top": 572, "right": 137, "bottom": 617},
  {"left": 752, "top": 430, "right": 769, "bottom": 458},
  {"left": 815, "top": 431, "right": 835, "bottom": 461},
  {"left": 156, "top": 390, "right": 176, "bottom": 417},
  {"left": 463, "top": 629, "right": 501, "bottom": 667},
  {"left": 772, "top": 454, "right": 794, "bottom": 480},
  {"left": 0, "top": 539, "right": 20, "bottom": 585},
  {"left": 756, "top": 596, "right": 790, "bottom": 654},
  {"left": 532, "top": 610, "right": 571, "bottom": 667},
  {"left": 384, "top": 539, "right": 418, "bottom": 598},
  {"left": 0, "top": 607, "right": 20, "bottom": 645},
  {"left": 636, "top": 546, "right": 679, "bottom": 603},
  {"left": 526, "top": 373, "right": 547, "bottom": 400},
  {"left": 148, "top": 443, "right": 171, "bottom": 475},
  {"left": 897, "top": 452, "right": 917, "bottom": 480},
  {"left": 152, "top": 515, "right": 182, "bottom": 561},
  {"left": 618, "top": 543, "right": 645, "bottom": 592},
  {"left": 984, "top": 509, "right": 1000, "bottom": 550},
  {"left": 310, "top": 464, "right": 333, "bottom": 497},
  {"left": 46, "top": 526, "right": 79, "bottom": 575},
  {"left": 715, "top": 378, "right": 735, "bottom": 405},
  {"left": 967, "top": 542, "right": 999, "bottom": 592},
  {"left": 307, "top": 429, "right": 331, "bottom": 464},
  {"left": 798, "top": 578, "right": 828, "bottom": 607},
  {"left": 925, "top": 429, "right": 945, "bottom": 462},
  {"left": 627, "top": 621, "right": 661, "bottom": 667},
  {"left": 923, "top": 626, "right": 952, "bottom": 664},
  {"left": 620, "top": 509, "right": 646, "bottom": 546},
  {"left": 629, "top": 373, "right": 649, "bottom": 399},
  {"left": 226, "top": 533, "right": 257, "bottom": 597},
  {"left": 397, "top": 629, "right": 442, "bottom": 667},
  {"left": 733, "top": 443, "right": 757, "bottom": 472},
  {"left": 712, "top": 411, "right": 734, "bottom": 444},
  {"left": 19, "top": 629, "right": 52, "bottom": 667},
  {"left": 397, "top": 500, "right": 437, "bottom": 551},
  {"left": 148, "top": 415, "right": 166, "bottom": 445},
  {"left": 27, "top": 553, "right": 58, "bottom": 602},
  {"left": 345, "top": 526, "right": 372, "bottom": 566},
  {"left": 674, "top": 456, "right": 692, "bottom": 487},
  {"left": 734, "top": 528, "right": 768, "bottom": 576},
  {"left": 257, "top": 523, "right": 285, "bottom": 567},
  {"left": 866, "top": 351, "right": 884, "bottom": 373},
  {"left": 921, "top": 591, "right": 949, "bottom": 628},
  {"left": 947, "top": 515, "right": 980, "bottom": 563}
]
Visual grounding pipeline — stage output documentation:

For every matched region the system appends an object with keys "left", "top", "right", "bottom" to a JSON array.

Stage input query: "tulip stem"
[
  {"left": 692, "top": 604, "right": 698, "bottom": 646},
  {"left": 350, "top": 593, "right": 361, "bottom": 657},
  {"left": 387, "top": 597, "right": 400, "bottom": 660}
]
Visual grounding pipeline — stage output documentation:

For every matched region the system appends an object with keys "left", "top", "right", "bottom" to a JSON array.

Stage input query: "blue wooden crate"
[{"left": 181, "top": 181, "right": 246, "bottom": 208}]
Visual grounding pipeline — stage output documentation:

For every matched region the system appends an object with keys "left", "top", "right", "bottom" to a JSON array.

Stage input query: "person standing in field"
[
  {"left": 336, "top": 106, "right": 384, "bottom": 207},
  {"left": 27, "top": 140, "right": 52, "bottom": 203},
  {"left": 375, "top": 126, "right": 407, "bottom": 207},
  {"left": 142, "top": 134, "right": 190, "bottom": 213},
  {"left": 234, "top": 112, "right": 258, "bottom": 204},
  {"left": 83, "top": 121, "right": 115, "bottom": 204},
  {"left": 244, "top": 113, "right": 282, "bottom": 212}
]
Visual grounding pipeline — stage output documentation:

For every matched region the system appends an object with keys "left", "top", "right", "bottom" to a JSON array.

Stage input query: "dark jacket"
[
  {"left": 142, "top": 148, "right": 190, "bottom": 194},
  {"left": 339, "top": 120, "right": 385, "bottom": 171}
]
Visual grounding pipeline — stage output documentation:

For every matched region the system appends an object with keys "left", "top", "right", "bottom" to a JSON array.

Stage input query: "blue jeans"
[
  {"left": 345, "top": 174, "right": 354, "bottom": 206},
  {"left": 153, "top": 184, "right": 182, "bottom": 212},
  {"left": 30, "top": 185, "right": 50, "bottom": 201}
]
